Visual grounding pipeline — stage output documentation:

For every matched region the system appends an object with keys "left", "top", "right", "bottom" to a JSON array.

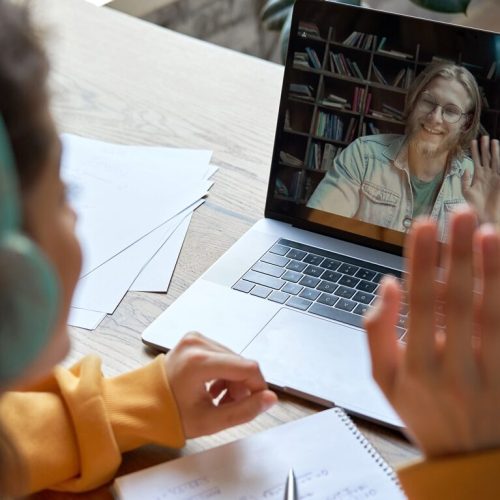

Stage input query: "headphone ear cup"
[{"left": 0, "top": 233, "right": 59, "bottom": 384}]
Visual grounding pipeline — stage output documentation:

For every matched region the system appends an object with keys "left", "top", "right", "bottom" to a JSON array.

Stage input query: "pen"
[{"left": 284, "top": 468, "right": 297, "bottom": 500}]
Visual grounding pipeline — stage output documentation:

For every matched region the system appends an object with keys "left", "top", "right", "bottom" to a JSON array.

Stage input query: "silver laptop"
[{"left": 143, "top": 0, "right": 499, "bottom": 428}]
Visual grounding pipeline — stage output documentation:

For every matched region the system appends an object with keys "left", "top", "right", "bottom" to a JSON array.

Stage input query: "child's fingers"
[
  {"left": 476, "top": 226, "right": 500, "bottom": 381},
  {"left": 405, "top": 220, "right": 439, "bottom": 370},
  {"left": 442, "top": 210, "right": 476, "bottom": 375},
  {"left": 196, "top": 353, "right": 268, "bottom": 393},
  {"left": 364, "top": 276, "right": 401, "bottom": 395},
  {"left": 208, "top": 390, "right": 277, "bottom": 432}
]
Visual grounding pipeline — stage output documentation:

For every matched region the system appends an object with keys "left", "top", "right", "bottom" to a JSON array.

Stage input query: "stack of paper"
[{"left": 61, "top": 134, "right": 215, "bottom": 330}]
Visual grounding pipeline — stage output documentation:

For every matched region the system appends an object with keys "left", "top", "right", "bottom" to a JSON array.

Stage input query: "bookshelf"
[{"left": 275, "top": 21, "right": 500, "bottom": 205}]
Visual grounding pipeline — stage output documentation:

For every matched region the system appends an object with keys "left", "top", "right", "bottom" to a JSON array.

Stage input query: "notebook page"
[{"left": 114, "top": 408, "right": 406, "bottom": 499}]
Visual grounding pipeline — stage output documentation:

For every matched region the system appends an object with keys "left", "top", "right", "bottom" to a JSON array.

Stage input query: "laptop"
[{"left": 143, "top": 0, "right": 500, "bottom": 428}]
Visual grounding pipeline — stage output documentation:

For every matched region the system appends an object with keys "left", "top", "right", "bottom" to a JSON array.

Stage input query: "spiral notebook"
[{"left": 113, "top": 408, "right": 406, "bottom": 499}]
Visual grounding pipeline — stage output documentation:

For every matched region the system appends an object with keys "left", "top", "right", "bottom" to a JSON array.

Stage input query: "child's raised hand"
[
  {"left": 164, "top": 332, "right": 277, "bottom": 438},
  {"left": 364, "top": 208, "right": 500, "bottom": 457}
]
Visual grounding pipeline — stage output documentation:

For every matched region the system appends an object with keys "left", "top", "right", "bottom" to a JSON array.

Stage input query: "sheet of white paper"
[
  {"left": 61, "top": 134, "right": 212, "bottom": 276},
  {"left": 130, "top": 202, "right": 202, "bottom": 292},
  {"left": 114, "top": 408, "right": 405, "bottom": 499},
  {"left": 71, "top": 201, "right": 205, "bottom": 314},
  {"left": 68, "top": 308, "right": 107, "bottom": 330}
]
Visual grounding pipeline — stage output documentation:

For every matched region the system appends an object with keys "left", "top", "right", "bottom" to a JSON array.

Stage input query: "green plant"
[{"left": 261, "top": 0, "right": 472, "bottom": 62}]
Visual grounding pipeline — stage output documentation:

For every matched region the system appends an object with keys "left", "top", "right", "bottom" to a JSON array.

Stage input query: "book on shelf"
[
  {"left": 342, "top": 31, "right": 378, "bottom": 51},
  {"left": 370, "top": 104, "right": 404, "bottom": 123},
  {"left": 306, "top": 142, "right": 322, "bottom": 170},
  {"left": 377, "top": 36, "right": 387, "bottom": 51},
  {"left": 320, "top": 93, "right": 351, "bottom": 110},
  {"left": 371, "top": 63, "right": 388, "bottom": 85},
  {"left": 284, "top": 109, "right": 291, "bottom": 129},
  {"left": 316, "top": 111, "right": 344, "bottom": 141},
  {"left": 275, "top": 177, "right": 289, "bottom": 197},
  {"left": 320, "top": 143, "right": 342, "bottom": 171},
  {"left": 367, "top": 122, "right": 380, "bottom": 135},
  {"left": 353, "top": 87, "right": 371, "bottom": 113},
  {"left": 487, "top": 61, "right": 497, "bottom": 80},
  {"left": 382, "top": 103, "right": 404, "bottom": 121},
  {"left": 329, "top": 52, "right": 364, "bottom": 79},
  {"left": 289, "top": 83, "right": 315, "bottom": 100},
  {"left": 403, "top": 67, "right": 414, "bottom": 89},
  {"left": 377, "top": 48, "right": 413, "bottom": 60},
  {"left": 305, "top": 47, "right": 322, "bottom": 69},
  {"left": 392, "top": 68, "right": 406, "bottom": 87},
  {"left": 293, "top": 51, "right": 310, "bottom": 69},
  {"left": 298, "top": 21, "right": 321, "bottom": 39},
  {"left": 280, "top": 150, "right": 303, "bottom": 167},
  {"left": 344, "top": 117, "right": 358, "bottom": 143},
  {"left": 290, "top": 170, "right": 305, "bottom": 200}
]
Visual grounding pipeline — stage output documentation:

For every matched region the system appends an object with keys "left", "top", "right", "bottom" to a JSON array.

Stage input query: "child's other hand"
[
  {"left": 365, "top": 208, "right": 500, "bottom": 457},
  {"left": 164, "top": 332, "right": 277, "bottom": 438}
]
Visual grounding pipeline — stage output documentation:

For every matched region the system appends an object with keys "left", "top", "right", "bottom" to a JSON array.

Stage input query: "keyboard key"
[
  {"left": 299, "top": 276, "right": 320, "bottom": 288},
  {"left": 353, "top": 303, "right": 371, "bottom": 316},
  {"left": 303, "top": 265, "right": 323, "bottom": 277},
  {"left": 268, "top": 291, "right": 290, "bottom": 304},
  {"left": 356, "top": 280, "right": 377, "bottom": 293},
  {"left": 252, "top": 261, "right": 284, "bottom": 278},
  {"left": 321, "top": 270, "right": 342, "bottom": 283},
  {"left": 309, "top": 302, "right": 363, "bottom": 328},
  {"left": 232, "top": 280, "right": 254, "bottom": 293},
  {"left": 372, "top": 273, "right": 384, "bottom": 284},
  {"left": 352, "top": 291, "right": 375, "bottom": 304},
  {"left": 397, "top": 315, "right": 407, "bottom": 329},
  {"left": 261, "top": 252, "right": 289, "bottom": 267},
  {"left": 250, "top": 285, "right": 272, "bottom": 298},
  {"left": 282, "top": 282, "right": 303, "bottom": 295},
  {"left": 336, "top": 299, "right": 356, "bottom": 312},
  {"left": 334, "top": 286, "right": 356, "bottom": 299},
  {"left": 317, "top": 293, "right": 338, "bottom": 306},
  {"left": 355, "top": 268, "right": 376, "bottom": 280},
  {"left": 338, "top": 275, "right": 360, "bottom": 288},
  {"left": 270, "top": 244, "right": 289, "bottom": 256},
  {"left": 303, "top": 254, "right": 324, "bottom": 265},
  {"left": 338, "top": 263, "right": 359, "bottom": 276},
  {"left": 286, "top": 260, "right": 307, "bottom": 272},
  {"left": 242, "top": 270, "right": 284, "bottom": 290},
  {"left": 283, "top": 270, "right": 302, "bottom": 283},
  {"left": 287, "top": 249, "right": 307, "bottom": 260},
  {"left": 317, "top": 280, "right": 338, "bottom": 293},
  {"left": 320, "top": 258, "right": 341, "bottom": 270},
  {"left": 287, "top": 296, "right": 312, "bottom": 311},
  {"left": 299, "top": 288, "right": 320, "bottom": 301}
]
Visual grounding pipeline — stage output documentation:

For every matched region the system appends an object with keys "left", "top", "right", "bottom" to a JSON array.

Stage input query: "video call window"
[{"left": 268, "top": 2, "right": 500, "bottom": 247}]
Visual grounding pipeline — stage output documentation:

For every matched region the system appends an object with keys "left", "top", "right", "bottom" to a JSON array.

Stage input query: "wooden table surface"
[{"left": 30, "top": 0, "right": 420, "bottom": 497}]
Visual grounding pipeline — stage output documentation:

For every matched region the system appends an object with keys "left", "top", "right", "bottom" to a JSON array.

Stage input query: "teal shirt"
[{"left": 410, "top": 171, "right": 445, "bottom": 218}]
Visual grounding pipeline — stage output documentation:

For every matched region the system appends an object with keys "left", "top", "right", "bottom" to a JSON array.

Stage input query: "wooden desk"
[{"left": 30, "top": 0, "right": 420, "bottom": 497}]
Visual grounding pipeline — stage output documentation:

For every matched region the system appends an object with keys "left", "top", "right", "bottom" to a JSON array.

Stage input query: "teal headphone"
[{"left": 0, "top": 116, "right": 59, "bottom": 385}]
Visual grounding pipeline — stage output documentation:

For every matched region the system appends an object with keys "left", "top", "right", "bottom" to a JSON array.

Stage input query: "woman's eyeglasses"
[{"left": 416, "top": 91, "right": 469, "bottom": 124}]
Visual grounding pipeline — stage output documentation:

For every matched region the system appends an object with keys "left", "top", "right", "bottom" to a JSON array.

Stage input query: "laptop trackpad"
[{"left": 242, "top": 308, "right": 401, "bottom": 427}]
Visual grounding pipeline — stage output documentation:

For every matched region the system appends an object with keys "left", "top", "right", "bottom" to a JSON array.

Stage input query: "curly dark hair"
[{"left": 0, "top": 0, "right": 51, "bottom": 191}]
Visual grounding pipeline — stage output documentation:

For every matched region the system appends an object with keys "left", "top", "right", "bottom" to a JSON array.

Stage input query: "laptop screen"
[{"left": 264, "top": 0, "right": 500, "bottom": 255}]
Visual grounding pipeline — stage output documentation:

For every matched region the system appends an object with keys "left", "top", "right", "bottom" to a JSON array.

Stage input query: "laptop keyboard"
[{"left": 232, "top": 238, "right": 407, "bottom": 341}]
